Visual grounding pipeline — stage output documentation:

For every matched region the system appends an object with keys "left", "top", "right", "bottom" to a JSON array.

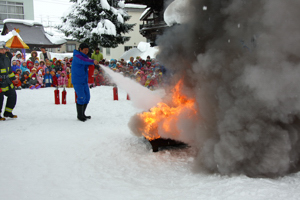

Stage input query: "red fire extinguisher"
[
  {"left": 127, "top": 93, "right": 130, "bottom": 100},
  {"left": 113, "top": 86, "right": 118, "bottom": 100},
  {"left": 75, "top": 92, "right": 78, "bottom": 103},
  {"left": 54, "top": 86, "right": 60, "bottom": 104},
  {"left": 62, "top": 86, "right": 67, "bottom": 104},
  {"left": 88, "top": 65, "right": 95, "bottom": 84}
]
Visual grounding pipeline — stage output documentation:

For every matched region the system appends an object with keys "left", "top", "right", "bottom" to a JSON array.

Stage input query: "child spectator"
[
  {"left": 28, "top": 68, "right": 38, "bottom": 89},
  {"left": 43, "top": 68, "right": 52, "bottom": 87},
  {"left": 11, "top": 60, "right": 20, "bottom": 72},
  {"left": 11, "top": 51, "right": 24, "bottom": 65},
  {"left": 39, "top": 60, "right": 46, "bottom": 71},
  {"left": 33, "top": 60, "right": 39, "bottom": 70},
  {"left": 20, "top": 61, "right": 30, "bottom": 74},
  {"left": 93, "top": 69, "right": 104, "bottom": 86},
  {"left": 51, "top": 71, "right": 58, "bottom": 87},
  {"left": 57, "top": 71, "right": 68, "bottom": 87},
  {"left": 56, "top": 70, "right": 61, "bottom": 78},
  {"left": 149, "top": 75, "right": 158, "bottom": 89},
  {"left": 45, "top": 60, "right": 52, "bottom": 72},
  {"left": 26, "top": 60, "right": 34, "bottom": 72},
  {"left": 144, "top": 75, "right": 151, "bottom": 88},
  {"left": 54, "top": 60, "right": 63, "bottom": 72},
  {"left": 13, "top": 74, "right": 22, "bottom": 90},
  {"left": 37, "top": 71, "right": 44, "bottom": 88},
  {"left": 21, "top": 72, "right": 30, "bottom": 88}
]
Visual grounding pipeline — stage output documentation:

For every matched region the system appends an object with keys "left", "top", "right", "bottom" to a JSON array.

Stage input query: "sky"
[{"left": 33, "top": 0, "right": 74, "bottom": 27}]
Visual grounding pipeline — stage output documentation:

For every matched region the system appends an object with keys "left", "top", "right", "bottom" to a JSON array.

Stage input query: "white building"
[
  {"left": 100, "top": 4, "right": 147, "bottom": 60},
  {"left": 0, "top": 0, "right": 34, "bottom": 31}
]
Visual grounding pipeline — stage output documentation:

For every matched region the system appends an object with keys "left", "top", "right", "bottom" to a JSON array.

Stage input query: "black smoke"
[{"left": 151, "top": 0, "right": 300, "bottom": 177}]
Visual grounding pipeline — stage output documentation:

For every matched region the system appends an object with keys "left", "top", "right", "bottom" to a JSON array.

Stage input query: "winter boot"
[
  {"left": 4, "top": 111, "right": 18, "bottom": 119},
  {"left": 0, "top": 114, "right": 6, "bottom": 121},
  {"left": 76, "top": 103, "right": 86, "bottom": 122},
  {"left": 83, "top": 104, "right": 91, "bottom": 119}
]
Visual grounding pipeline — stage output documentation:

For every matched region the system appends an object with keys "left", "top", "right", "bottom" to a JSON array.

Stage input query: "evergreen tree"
[{"left": 59, "top": 0, "right": 135, "bottom": 49}]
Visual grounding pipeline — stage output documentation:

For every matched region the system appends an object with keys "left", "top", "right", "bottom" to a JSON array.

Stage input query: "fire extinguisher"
[
  {"left": 113, "top": 86, "right": 118, "bottom": 100},
  {"left": 54, "top": 86, "right": 60, "bottom": 104},
  {"left": 88, "top": 65, "right": 95, "bottom": 84},
  {"left": 127, "top": 93, "right": 130, "bottom": 100},
  {"left": 62, "top": 86, "right": 67, "bottom": 104},
  {"left": 75, "top": 92, "right": 78, "bottom": 103}
]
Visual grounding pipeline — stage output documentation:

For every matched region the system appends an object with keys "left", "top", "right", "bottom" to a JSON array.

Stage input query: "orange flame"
[{"left": 138, "top": 80, "right": 196, "bottom": 141}]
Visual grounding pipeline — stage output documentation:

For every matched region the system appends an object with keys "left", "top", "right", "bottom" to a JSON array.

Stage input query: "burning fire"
[{"left": 138, "top": 80, "right": 197, "bottom": 141}]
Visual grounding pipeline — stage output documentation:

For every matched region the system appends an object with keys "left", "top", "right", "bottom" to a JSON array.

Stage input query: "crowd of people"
[{"left": 8, "top": 47, "right": 167, "bottom": 91}]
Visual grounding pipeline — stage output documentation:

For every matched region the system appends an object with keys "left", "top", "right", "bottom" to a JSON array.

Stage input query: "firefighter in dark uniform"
[{"left": 0, "top": 42, "right": 17, "bottom": 121}]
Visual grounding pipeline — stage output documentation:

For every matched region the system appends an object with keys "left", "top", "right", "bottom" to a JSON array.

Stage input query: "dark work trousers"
[{"left": 0, "top": 88, "right": 17, "bottom": 114}]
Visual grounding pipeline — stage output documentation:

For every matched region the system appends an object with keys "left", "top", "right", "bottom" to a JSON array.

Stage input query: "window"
[
  {"left": 124, "top": 46, "right": 137, "bottom": 52},
  {"left": 66, "top": 44, "right": 76, "bottom": 52},
  {"left": 0, "top": 1, "right": 24, "bottom": 20},
  {"left": 106, "top": 48, "right": 110, "bottom": 56}
]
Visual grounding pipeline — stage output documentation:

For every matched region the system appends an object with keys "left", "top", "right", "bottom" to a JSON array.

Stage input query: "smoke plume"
[{"left": 133, "top": 0, "right": 300, "bottom": 177}]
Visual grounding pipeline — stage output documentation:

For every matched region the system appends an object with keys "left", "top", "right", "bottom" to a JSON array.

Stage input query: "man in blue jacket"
[{"left": 72, "top": 43, "right": 99, "bottom": 122}]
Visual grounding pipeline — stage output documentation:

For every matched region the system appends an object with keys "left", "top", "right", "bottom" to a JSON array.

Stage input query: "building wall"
[
  {"left": 101, "top": 7, "right": 146, "bottom": 60},
  {"left": 0, "top": 0, "right": 34, "bottom": 25}
]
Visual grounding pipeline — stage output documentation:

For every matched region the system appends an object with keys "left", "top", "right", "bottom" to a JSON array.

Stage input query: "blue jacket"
[{"left": 71, "top": 49, "right": 94, "bottom": 85}]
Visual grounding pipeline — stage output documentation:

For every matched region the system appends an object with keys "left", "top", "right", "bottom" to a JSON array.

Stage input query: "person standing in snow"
[
  {"left": 91, "top": 47, "right": 103, "bottom": 70},
  {"left": 72, "top": 43, "right": 99, "bottom": 122},
  {"left": 0, "top": 42, "right": 18, "bottom": 121},
  {"left": 39, "top": 47, "right": 51, "bottom": 61}
]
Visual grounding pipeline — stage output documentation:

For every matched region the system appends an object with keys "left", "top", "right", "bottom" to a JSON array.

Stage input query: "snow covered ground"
[{"left": 1, "top": 86, "right": 300, "bottom": 200}]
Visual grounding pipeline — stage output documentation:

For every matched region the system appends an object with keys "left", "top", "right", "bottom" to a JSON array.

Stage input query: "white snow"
[
  {"left": 91, "top": 19, "right": 117, "bottom": 36},
  {"left": 118, "top": 0, "right": 125, "bottom": 8},
  {"left": 1, "top": 86, "right": 300, "bottom": 199},
  {"left": 117, "top": 13, "right": 124, "bottom": 23},
  {"left": 45, "top": 33, "right": 67, "bottom": 45},
  {"left": 100, "top": 0, "right": 111, "bottom": 10},
  {"left": 125, "top": 3, "right": 147, "bottom": 9},
  {"left": 0, "top": 30, "right": 23, "bottom": 43},
  {"left": 3, "top": 19, "right": 43, "bottom": 26},
  {"left": 120, "top": 42, "right": 159, "bottom": 61}
]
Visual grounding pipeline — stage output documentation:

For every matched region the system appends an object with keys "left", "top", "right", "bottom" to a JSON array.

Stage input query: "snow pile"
[
  {"left": 100, "top": 0, "right": 110, "bottom": 10},
  {"left": 118, "top": 0, "right": 125, "bottom": 8},
  {"left": 120, "top": 42, "right": 159, "bottom": 60},
  {"left": 91, "top": 19, "right": 117, "bottom": 36},
  {"left": 45, "top": 33, "right": 67, "bottom": 45},
  {"left": 0, "top": 30, "right": 23, "bottom": 43}
]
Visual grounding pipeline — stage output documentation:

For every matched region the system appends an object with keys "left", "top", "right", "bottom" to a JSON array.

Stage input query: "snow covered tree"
[{"left": 59, "top": 0, "right": 135, "bottom": 49}]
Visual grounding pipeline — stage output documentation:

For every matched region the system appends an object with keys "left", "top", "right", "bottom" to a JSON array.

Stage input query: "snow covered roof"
[
  {"left": 125, "top": 3, "right": 147, "bottom": 9},
  {"left": 140, "top": 7, "right": 151, "bottom": 20},
  {"left": 3, "top": 19, "right": 43, "bottom": 26},
  {"left": 2, "top": 19, "right": 67, "bottom": 48}
]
